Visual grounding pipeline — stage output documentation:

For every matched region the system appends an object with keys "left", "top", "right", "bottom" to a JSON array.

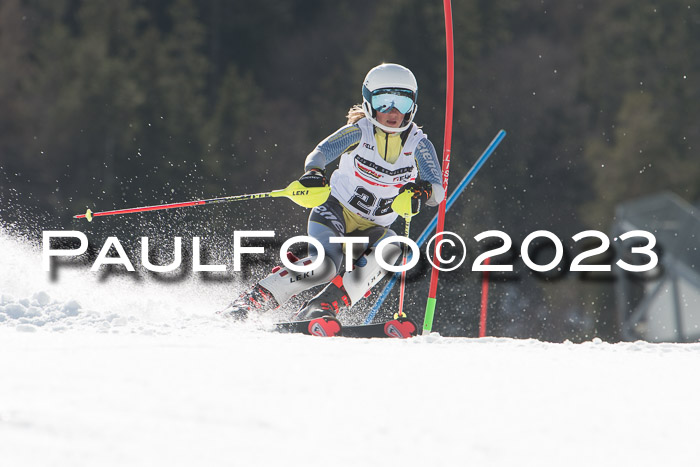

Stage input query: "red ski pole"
[{"left": 73, "top": 181, "right": 330, "bottom": 221}]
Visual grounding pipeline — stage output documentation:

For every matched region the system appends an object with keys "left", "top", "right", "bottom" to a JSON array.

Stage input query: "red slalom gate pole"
[
  {"left": 422, "top": 0, "right": 454, "bottom": 335},
  {"left": 479, "top": 257, "right": 491, "bottom": 337}
]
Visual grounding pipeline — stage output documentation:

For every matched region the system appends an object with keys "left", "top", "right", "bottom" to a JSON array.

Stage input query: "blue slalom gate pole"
[{"left": 364, "top": 129, "right": 506, "bottom": 324}]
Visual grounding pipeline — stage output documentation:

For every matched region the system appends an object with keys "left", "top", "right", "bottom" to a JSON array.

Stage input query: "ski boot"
[
  {"left": 220, "top": 251, "right": 306, "bottom": 321},
  {"left": 294, "top": 276, "right": 351, "bottom": 321},
  {"left": 219, "top": 283, "right": 279, "bottom": 321}
]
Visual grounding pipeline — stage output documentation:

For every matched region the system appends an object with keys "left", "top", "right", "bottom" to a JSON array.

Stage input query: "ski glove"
[
  {"left": 398, "top": 180, "right": 433, "bottom": 215},
  {"left": 298, "top": 168, "right": 327, "bottom": 188}
]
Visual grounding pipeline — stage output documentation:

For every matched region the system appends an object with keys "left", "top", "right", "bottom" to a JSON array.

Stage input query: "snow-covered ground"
[{"left": 2, "top": 229, "right": 699, "bottom": 466}]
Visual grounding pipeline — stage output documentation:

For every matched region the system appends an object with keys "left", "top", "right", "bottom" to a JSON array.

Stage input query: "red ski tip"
[
  {"left": 308, "top": 317, "right": 342, "bottom": 337},
  {"left": 384, "top": 318, "right": 417, "bottom": 338}
]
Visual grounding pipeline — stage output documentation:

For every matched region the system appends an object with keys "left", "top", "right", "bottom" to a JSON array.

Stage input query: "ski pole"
[
  {"left": 390, "top": 190, "right": 418, "bottom": 319},
  {"left": 74, "top": 181, "right": 330, "bottom": 222},
  {"left": 364, "top": 129, "right": 506, "bottom": 324},
  {"left": 396, "top": 216, "right": 411, "bottom": 318}
]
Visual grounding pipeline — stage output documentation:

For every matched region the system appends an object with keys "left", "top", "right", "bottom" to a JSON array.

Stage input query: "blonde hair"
[{"left": 346, "top": 104, "right": 365, "bottom": 124}]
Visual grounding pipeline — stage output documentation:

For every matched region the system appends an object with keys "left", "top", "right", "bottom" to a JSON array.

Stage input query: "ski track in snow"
[{"left": 2, "top": 229, "right": 699, "bottom": 466}]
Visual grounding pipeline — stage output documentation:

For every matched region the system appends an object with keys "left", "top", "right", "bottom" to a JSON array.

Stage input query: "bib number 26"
[{"left": 348, "top": 187, "right": 394, "bottom": 217}]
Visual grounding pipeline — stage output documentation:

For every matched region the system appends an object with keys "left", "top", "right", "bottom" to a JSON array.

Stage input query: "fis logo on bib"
[
  {"left": 363, "top": 143, "right": 375, "bottom": 150},
  {"left": 393, "top": 174, "right": 412, "bottom": 183}
]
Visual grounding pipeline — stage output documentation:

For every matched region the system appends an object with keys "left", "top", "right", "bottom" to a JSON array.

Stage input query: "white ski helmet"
[{"left": 361, "top": 63, "right": 418, "bottom": 133}]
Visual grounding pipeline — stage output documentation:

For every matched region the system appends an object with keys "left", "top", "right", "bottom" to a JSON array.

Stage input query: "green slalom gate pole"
[{"left": 423, "top": 0, "right": 455, "bottom": 335}]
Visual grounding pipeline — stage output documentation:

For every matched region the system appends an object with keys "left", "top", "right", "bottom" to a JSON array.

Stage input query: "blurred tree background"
[{"left": 1, "top": 0, "right": 698, "bottom": 340}]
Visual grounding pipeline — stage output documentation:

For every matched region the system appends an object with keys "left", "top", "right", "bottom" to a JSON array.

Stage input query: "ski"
[
  {"left": 274, "top": 316, "right": 342, "bottom": 336},
  {"left": 272, "top": 316, "right": 417, "bottom": 338},
  {"left": 342, "top": 316, "right": 417, "bottom": 338}
]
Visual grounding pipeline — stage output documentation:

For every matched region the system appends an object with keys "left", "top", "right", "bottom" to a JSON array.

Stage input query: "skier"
[{"left": 223, "top": 63, "right": 444, "bottom": 321}]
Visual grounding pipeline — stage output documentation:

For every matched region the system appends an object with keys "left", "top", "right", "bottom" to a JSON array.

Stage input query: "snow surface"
[{"left": 2, "top": 229, "right": 699, "bottom": 466}]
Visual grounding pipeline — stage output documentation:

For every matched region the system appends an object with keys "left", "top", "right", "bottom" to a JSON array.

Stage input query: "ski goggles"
[{"left": 365, "top": 88, "right": 416, "bottom": 114}]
